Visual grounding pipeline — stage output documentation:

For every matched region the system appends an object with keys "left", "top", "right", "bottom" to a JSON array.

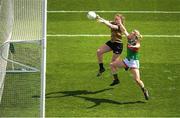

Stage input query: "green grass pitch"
[{"left": 1, "top": 0, "right": 180, "bottom": 117}]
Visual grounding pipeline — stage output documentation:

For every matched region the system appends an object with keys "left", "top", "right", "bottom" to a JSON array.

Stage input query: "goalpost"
[{"left": 0, "top": 0, "right": 46, "bottom": 117}]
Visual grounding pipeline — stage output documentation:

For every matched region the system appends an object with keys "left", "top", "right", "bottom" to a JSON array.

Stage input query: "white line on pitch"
[
  {"left": 47, "top": 10, "right": 180, "bottom": 14},
  {"left": 47, "top": 34, "right": 180, "bottom": 38}
]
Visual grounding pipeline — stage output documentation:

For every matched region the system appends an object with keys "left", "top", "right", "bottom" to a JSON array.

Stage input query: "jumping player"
[
  {"left": 110, "top": 22, "right": 149, "bottom": 100},
  {"left": 96, "top": 14, "right": 125, "bottom": 84}
]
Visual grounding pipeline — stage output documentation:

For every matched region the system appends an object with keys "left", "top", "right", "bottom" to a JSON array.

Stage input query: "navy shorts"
[{"left": 106, "top": 40, "right": 123, "bottom": 54}]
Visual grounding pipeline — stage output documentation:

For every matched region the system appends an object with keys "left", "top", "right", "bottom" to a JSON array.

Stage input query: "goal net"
[
  {"left": 0, "top": 0, "right": 13, "bottom": 104},
  {"left": 0, "top": 0, "right": 46, "bottom": 117}
]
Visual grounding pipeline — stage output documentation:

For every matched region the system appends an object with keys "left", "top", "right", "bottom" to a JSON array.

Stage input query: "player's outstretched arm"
[
  {"left": 119, "top": 21, "right": 129, "bottom": 37},
  {"left": 96, "top": 15, "right": 119, "bottom": 30}
]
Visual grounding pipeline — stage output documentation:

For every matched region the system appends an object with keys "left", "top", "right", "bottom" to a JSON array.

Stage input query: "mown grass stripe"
[
  {"left": 47, "top": 10, "right": 180, "bottom": 14},
  {"left": 47, "top": 34, "right": 180, "bottom": 38}
]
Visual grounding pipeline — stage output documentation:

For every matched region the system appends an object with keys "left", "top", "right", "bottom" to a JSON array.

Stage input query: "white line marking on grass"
[
  {"left": 144, "top": 35, "right": 180, "bottom": 38},
  {"left": 47, "top": 10, "right": 180, "bottom": 14},
  {"left": 47, "top": 34, "right": 180, "bottom": 38},
  {"left": 47, "top": 34, "right": 109, "bottom": 37}
]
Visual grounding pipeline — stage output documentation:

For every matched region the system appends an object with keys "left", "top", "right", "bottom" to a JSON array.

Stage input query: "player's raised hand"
[
  {"left": 96, "top": 14, "right": 100, "bottom": 19},
  {"left": 96, "top": 15, "right": 105, "bottom": 23}
]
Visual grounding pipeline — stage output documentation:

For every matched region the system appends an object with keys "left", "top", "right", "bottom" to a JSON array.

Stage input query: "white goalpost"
[
  {"left": 41, "top": 0, "right": 47, "bottom": 117},
  {"left": 0, "top": 0, "right": 46, "bottom": 117}
]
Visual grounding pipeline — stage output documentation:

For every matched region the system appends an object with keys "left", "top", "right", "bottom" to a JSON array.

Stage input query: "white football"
[{"left": 87, "top": 11, "right": 97, "bottom": 20}]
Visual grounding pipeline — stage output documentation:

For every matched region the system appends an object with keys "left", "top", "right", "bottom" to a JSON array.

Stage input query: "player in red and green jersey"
[{"left": 110, "top": 22, "right": 149, "bottom": 100}]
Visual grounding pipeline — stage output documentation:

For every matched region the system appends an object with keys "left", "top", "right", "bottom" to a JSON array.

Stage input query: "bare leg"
[
  {"left": 110, "top": 58, "right": 126, "bottom": 74},
  {"left": 111, "top": 53, "right": 120, "bottom": 62},
  {"left": 130, "top": 68, "right": 149, "bottom": 100},
  {"left": 96, "top": 44, "right": 112, "bottom": 76},
  {"left": 130, "top": 68, "right": 144, "bottom": 88},
  {"left": 109, "top": 58, "right": 126, "bottom": 86},
  {"left": 110, "top": 53, "right": 120, "bottom": 74},
  {"left": 97, "top": 44, "right": 112, "bottom": 64}
]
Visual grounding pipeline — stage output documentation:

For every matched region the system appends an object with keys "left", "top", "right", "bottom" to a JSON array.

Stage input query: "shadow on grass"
[
  {"left": 74, "top": 95, "right": 145, "bottom": 108},
  {"left": 45, "top": 88, "right": 114, "bottom": 98},
  {"left": 33, "top": 88, "right": 145, "bottom": 108}
]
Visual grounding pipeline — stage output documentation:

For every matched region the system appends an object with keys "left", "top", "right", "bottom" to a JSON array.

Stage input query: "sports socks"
[
  {"left": 99, "top": 63, "right": 104, "bottom": 70},
  {"left": 113, "top": 73, "right": 119, "bottom": 80}
]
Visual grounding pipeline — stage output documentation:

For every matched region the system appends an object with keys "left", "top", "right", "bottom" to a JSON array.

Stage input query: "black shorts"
[{"left": 105, "top": 40, "right": 123, "bottom": 54}]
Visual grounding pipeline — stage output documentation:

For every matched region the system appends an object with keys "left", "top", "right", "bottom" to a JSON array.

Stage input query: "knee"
[
  {"left": 110, "top": 62, "right": 115, "bottom": 68},
  {"left": 97, "top": 49, "right": 102, "bottom": 56}
]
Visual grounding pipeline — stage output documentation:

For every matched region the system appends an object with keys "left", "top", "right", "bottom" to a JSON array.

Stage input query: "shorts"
[
  {"left": 123, "top": 58, "right": 140, "bottom": 70},
  {"left": 105, "top": 40, "right": 123, "bottom": 54}
]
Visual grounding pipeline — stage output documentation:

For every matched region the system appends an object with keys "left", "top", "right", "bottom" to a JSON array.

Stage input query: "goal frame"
[
  {"left": 0, "top": 0, "right": 47, "bottom": 117},
  {"left": 40, "top": 0, "right": 47, "bottom": 117}
]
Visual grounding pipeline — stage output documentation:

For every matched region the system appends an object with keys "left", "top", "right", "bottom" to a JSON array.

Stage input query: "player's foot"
[
  {"left": 143, "top": 88, "right": 149, "bottom": 100},
  {"left": 97, "top": 68, "right": 105, "bottom": 77},
  {"left": 110, "top": 79, "right": 120, "bottom": 86}
]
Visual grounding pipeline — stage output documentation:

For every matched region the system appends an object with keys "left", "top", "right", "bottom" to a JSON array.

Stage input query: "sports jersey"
[
  {"left": 110, "top": 22, "right": 123, "bottom": 43},
  {"left": 126, "top": 38, "right": 139, "bottom": 60}
]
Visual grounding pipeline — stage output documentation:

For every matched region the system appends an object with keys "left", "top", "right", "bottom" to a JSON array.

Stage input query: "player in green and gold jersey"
[{"left": 96, "top": 14, "right": 125, "bottom": 78}]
